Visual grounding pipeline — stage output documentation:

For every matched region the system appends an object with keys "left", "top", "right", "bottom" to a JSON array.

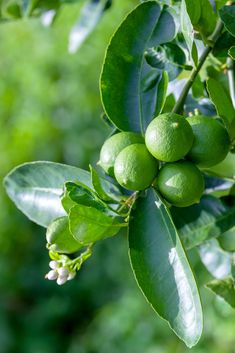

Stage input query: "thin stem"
[
  {"left": 173, "top": 20, "right": 224, "bottom": 114},
  {"left": 227, "top": 57, "right": 235, "bottom": 108}
]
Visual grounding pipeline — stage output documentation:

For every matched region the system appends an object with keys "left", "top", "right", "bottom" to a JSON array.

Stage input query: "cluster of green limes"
[{"left": 99, "top": 113, "right": 231, "bottom": 207}]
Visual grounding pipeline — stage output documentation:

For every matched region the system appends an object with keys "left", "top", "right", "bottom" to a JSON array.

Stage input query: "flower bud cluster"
[{"left": 45, "top": 260, "right": 76, "bottom": 285}]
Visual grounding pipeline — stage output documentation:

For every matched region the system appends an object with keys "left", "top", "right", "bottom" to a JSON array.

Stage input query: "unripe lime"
[
  {"left": 145, "top": 113, "right": 194, "bottom": 162},
  {"left": 99, "top": 132, "right": 144, "bottom": 176},
  {"left": 187, "top": 115, "right": 231, "bottom": 167},
  {"left": 114, "top": 144, "right": 158, "bottom": 191},
  {"left": 218, "top": 227, "right": 235, "bottom": 252},
  {"left": 157, "top": 161, "right": 205, "bottom": 207},
  {"left": 46, "top": 217, "right": 83, "bottom": 254}
]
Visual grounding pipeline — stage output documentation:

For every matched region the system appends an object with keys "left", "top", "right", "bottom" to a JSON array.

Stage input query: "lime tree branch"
[{"left": 173, "top": 20, "right": 224, "bottom": 114}]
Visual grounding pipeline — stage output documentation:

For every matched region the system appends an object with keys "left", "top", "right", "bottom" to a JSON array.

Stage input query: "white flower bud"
[
  {"left": 57, "top": 267, "right": 69, "bottom": 277},
  {"left": 49, "top": 260, "right": 59, "bottom": 270},
  {"left": 57, "top": 276, "right": 67, "bottom": 285},
  {"left": 67, "top": 271, "right": 76, "bottom": 281},
  {"left": 46, "top": 270, "right": 58, "bottom": 280}
]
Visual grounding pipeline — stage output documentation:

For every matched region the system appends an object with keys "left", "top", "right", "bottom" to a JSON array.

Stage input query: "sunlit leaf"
[
  {"left": 4, "top": 162, "right": 92, "bottom": 227},
  {"left": 129, "top": 189, "right": 203, "bottom": 348}
]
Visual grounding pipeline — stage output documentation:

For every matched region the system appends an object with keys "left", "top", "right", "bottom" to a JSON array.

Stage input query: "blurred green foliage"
[{"left": 0, "top": 1, "right": 235, "bottom": 352}]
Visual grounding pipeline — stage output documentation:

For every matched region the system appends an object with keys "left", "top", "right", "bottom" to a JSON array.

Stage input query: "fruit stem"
[
  {"left": 172, "top": 19, "right": 224, "bottom": 114},
  {"left": 227, "top": 57, "right": 235, "bottom": 108}
]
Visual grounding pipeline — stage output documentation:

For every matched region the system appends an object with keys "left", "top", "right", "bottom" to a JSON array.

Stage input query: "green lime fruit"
[
  {"left": 46, "top": 217, "right": 83, "bottom": 254},
  {"left": 157, "top": 161, "right": 205, "bottom": 207},
  {"left": 145, "top": 113, "right": 194, "bottom": 162},
  {"left": 114, "top": 144, "right": 158, "bottom": 191},
  {"left": 99, "top": 131, "right": 144, "bottom": 176},
  {"left": 187, "top": 115, "right": 231, "bottom": 168}
]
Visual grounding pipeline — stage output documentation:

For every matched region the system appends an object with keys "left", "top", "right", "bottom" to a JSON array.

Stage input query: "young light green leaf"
[
  {"left": 206, "top": 78, "right": 235, "bottom": 137},
  {"left": 69, "top": 204, "right": 125, "bottom": 244},
  {"left": 171, "top": 195, "right": 235, "bottom": 250},
  {"left": 46, "top": 216, "right": 83, "bottom": 254},
  {"left": 4, "top": 162, "right": 92, "bottom": 228},
  {"left": 198, "top": 239, "right": 231, "bottom": 279},
  {"left": 206, "top": 277, "right": 235, "bottom": 308},
  {"left": 100, "top": 1, "right": 175, "bottom": 132},
  {"left": 128, "top": 189, "right": 203, "bottom": 348},
  {"left": 219, "top": 5, "right": 235, "bottom": 37},
  {"left": 69, "top": 0, "right": 111, "bottom": 54}
]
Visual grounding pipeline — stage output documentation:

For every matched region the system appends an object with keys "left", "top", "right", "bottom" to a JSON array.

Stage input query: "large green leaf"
[
  {"left": 206, "top": 277, "right": 235, "bottom": 308},
  {"left": 219, "top": 5, "right": 235, "bottom": 37},
  {"left": 129, "top": 189, "right": 203, "bottom": 348},
  {"left": 171, "top": 195, "right": 235, "bottom": 250},
  {"left": 198, "top": 239, "right": 231, "bottom": 279},
  {"left": 229, "top": 46, "right": 235, "bottom": 59},
  {"left": 206, "top": 78, "right": 235, "bottom": 137},
  {"left": 4, "top": 161, "right": 92, "bottom": 227},
  {"left": 100, "top": 1, "right": 178, "bottom": 133},
  {"left": 69, "top": 204, "right": 125, "bottom": 244}
]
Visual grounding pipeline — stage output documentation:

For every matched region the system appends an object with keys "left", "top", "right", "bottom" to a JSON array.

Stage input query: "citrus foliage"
[{"left": 3, "top": 0, "right": 235, "bottom": 348}]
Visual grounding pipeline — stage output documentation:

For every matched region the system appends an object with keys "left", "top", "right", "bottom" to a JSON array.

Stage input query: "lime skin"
[
  {"left": 156, "top": 161, "right": 205, "bottom": 207},
  {"left": 187, "top": 115, "right": 231, "bottom": 168},
  {"left": 145, "top": 113, "right": 194, "bottom": 162},
  {"left": 114, "top": 144, "right": 158, "bottom": 191},
  {"left": 99, "top": 131, "right": 144, "bottom": 176}
]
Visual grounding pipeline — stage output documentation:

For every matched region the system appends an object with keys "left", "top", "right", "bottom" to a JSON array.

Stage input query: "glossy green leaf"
[
  {"left": 145, "top": 43, "right": 187, "bottom": 81},
  {"left": 148, "top": 6, "right": 179, "bottom": 47},
  {"left": 213, "top": 32, "right": 235, "bottom": 58},
  {"left": 100, "top": 1, "right": 178, "bottom": 132},
  {"left": 4, "top": 162, "right": 92, "bottom": 228},
  {"left": 219, "top": 5, "right": 235, "bottom": 37},
  {"left": 228, "top": 46, "right": 235, "bottom": 59},
  {"left": 184, "top": 0, "right": 201, "bottom": 26},
  {"left": 46, "top": 216, "right": 83, "bottom": 254},
  {"left": 171, "top": 195, "right": 235, "bottom": 250},
  {"left": 89, "top": 165, "right": 118, "bottom": 202},
  {"left": 198, "top": 239, "right": 231, "bottom": 279},
  {"left": 206, "top": 277, "right": 235, "bottom": 308},
  {"left": 68, "top": 0, "right": 111, "bottom": 53},
  {"left": 204, "top": 175, "right": 234, "bottom": 197},
  {"left": 69, "top": 204, "right": 125, "bottom": 244},
  {"left": 206, "top": 78, "right": 235, "bottom": 137},
  {"left": 128, "top": 189, "right": 203, "bottom": 348},
  {"left": 195, "top": 0, "right": 216, "bottom": 37},
  {"left": 61, "top": 181, "right": 107, "bottom": 214},
  {"left": 180, "top": 0, "right": 197, "bottom": 67}
]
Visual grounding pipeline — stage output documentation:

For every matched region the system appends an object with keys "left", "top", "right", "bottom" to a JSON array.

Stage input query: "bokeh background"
[{"left": 1, "top": 1, "right": 235, "bottom": 352}]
